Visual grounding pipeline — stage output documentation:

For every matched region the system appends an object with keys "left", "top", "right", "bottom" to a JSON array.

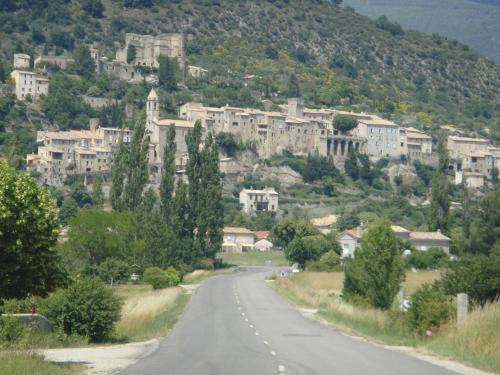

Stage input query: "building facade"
[
  {"left": 221, "top": 227, "right": 255, "bottom": 253},
  {"left": 10, "top": 70, "right": 49, "bottom": 101},
  {"left": 13, "top": 53, "right": 30, "bottom": 69},
  {"left": 239, "top": 188, "right": 279, "bottom": 214}
]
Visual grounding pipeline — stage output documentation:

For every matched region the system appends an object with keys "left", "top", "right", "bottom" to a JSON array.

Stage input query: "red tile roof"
[
  {"left": 254, "top": 231, "right": 270, "bottom": 240},
  {"left": 223, "top": 227, "right": 255, "bottom": 235}
]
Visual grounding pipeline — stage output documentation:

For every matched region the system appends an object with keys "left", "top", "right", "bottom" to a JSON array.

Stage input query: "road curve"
[{"left": 120, "top": 268, "right": 459, "bottom": 375}]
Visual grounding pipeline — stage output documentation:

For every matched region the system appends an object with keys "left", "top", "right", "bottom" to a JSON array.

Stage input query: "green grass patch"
[
  {"left": 0, "top": 353, "right": 83, "bottom": 375},
  {"left": 218, "top": 251, "right": 289, "bottom": 267}
]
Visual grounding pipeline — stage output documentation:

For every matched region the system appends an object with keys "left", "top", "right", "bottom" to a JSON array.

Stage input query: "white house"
[
  {"left": 239, "top": 187, "right": 279, "bottom": 214},
  {"left": 336, "top": 228, "right": 363, "bottom": 258},
  {"left": 10, "top": 70, "right": 49, "bottom": 101}
]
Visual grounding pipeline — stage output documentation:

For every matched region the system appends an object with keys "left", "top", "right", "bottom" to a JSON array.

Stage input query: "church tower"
[{"left": 146, "top": 88, "right": 159, "bottom": 130}]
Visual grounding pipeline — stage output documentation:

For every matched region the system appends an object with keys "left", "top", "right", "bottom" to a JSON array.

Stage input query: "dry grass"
[
  {"left": 114, "top": 285, "right": 187, "bottom": 341},
  {"left": 182, "top": 268, "right": 237, "bottom": 284},
  {"left": 403, "top": 270, "right": 441, "bottom": 294},
  {"left": 275, "top": 271, "right": 500, "bottom": 373},
  {"left": 428, "top": 302, "right": 500, "bottom": 372}
]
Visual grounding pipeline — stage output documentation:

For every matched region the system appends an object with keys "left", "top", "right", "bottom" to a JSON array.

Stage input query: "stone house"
[
  {"left": 83, "top": 95, "right": 120, "bottom": 109},
  {"left": 13, "top": 53, "right": 30, "bottom": 69},
  {"left": 311, "top": 214, "right": 338, "bottom": 234},
  {"left": 353, "top": 116, "right": 401, "bottom": 160},
  {"left": 239, "top": 187, "right": 279, "bottom": 214},
  {"left": 10, "top": 70, "right": 49, "bottom": 101},
  {"left": 463, "top": 148, "right": 500, "bottom": 176},
  {"left": 26, "top": 127, "right": 131, "bottom": 186},
  {"left": 34, "top": 55, "right": 74, "bottom": 70},
  {"left": 221, "top": 227, "right": 255, "bottom": 253},
  {"left": 116, "top": 33, "right": 184, "bottom": 68},
  {"left": 336, "top": 228, "right": 363, "bottom": 258},
  {"left": 408, "top": 231, "right": 451, "bottom": 254},
  {"left": 455, "top": 171, "right": 485, "bottom": 188},
  {"left": 447, "top": 136, "right": 490, "bottom": 159}
]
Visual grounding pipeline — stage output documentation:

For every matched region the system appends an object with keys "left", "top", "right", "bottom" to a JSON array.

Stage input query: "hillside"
[
  {"left": 343, "top": 0, "right": 500, "bottom": 64},
  {"left": 0, "top": 0, "right": 499, "bottom": 140}
]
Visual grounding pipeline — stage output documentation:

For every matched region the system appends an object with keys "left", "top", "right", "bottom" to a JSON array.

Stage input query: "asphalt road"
[{"left": 120, "top": 268, "right": 459, "bottom": 375}]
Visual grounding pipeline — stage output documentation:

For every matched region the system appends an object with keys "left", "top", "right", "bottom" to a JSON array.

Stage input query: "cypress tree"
[
  {"left": 110, "top": 136, "right": 126, "bottom": 211},
  {"left": 429, "top": 172, "right": 450, "bottom": 231},
  {"left": 160, "top": 124, "right": 176, "bottom": 222},
  {"left": 159, "top": 56, "right": 177, "bottom": 91},
  {"left": 92, "top": 174, "right": 104, "bottom": 208},
  {"left": 288, "top": 73, "right": 301, "bottom": 98},
  {"left": 122, "top": 116, "right": 149, "bottom": 211}
]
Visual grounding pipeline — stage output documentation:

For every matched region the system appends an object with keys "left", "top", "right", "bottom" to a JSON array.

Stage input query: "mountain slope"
[
  {"left": 0, "top": 0, "right": 498, "bottom": 138},
  {"left": 343, "top": 0, "right": 500, "bottom": 64}
]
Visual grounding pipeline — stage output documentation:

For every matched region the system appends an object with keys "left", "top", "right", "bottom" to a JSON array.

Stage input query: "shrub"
[
  {"left": 0, "top": 315, "right": 25, "bottom": 342},
  {"left": 307, "top": 250, "right": 341, "bottom": 272},
  {"left": 197, "top": 258, "right": 215, "bottom": 270},
  {"left": 406, "top": 248, "right": 448, "bottom": 270},
  {"left": 143, "top": 267, "right": 180, "bottom": 289},
  {"left": 41, "top": 278, "right": 121, "bottom": 342},
  {"left": 407, "top": 284, "right": 453, "bottom": 334},
  {"left": 98, "top": 258, "right": 130, "bottom": 285}
]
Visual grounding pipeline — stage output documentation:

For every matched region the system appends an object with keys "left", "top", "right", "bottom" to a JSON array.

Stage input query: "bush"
[
  {"left": 98, "top": 258, "right": 130, "bottom": 285},
  {"left": 41, "top": 278, "right": 121, "bottom": 342},
  {"left": 407, "top": 284, "right": 453, "bottom": 334},
  {"left": 406, "top": 248, "right": 448, "bottom": 270},
  {"left": 143, "top": 267, "right": 180, "bottom": 289},
  {"left": 307, "top": 250, "right": 341, "bottom": 272},
  {"left": 0, "top": 315, "right": 25, "bottom": 342},
  {"left": 197, "top": 258, "right": 215, "bottom": 270}
]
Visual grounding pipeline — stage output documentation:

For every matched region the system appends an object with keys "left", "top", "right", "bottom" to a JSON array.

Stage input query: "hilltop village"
[{"left": 3, "top": 32, "right": 499, "bottom": 191}]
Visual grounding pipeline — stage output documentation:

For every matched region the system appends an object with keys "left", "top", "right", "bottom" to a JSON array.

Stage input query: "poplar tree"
[
  {"left": 92, "top": 174, "right": 104, "bottom": 208},
  {"left": 110, "top": 137, "right": 126, "bottom": 211},
  {"left": 160, "top": 124, "right": 176, "bottom": 222},
  {"left": 429, "top": 172, "right": 450, "bottom": 231},
  {"left": 122, "top": 117, "right": 149, "bottom": 211},
  {"left": 172, "top": 179, "right": 196, "bottom": 265},
  {"left": 437, "top": 134, "right": 449, "bottom": 175}
]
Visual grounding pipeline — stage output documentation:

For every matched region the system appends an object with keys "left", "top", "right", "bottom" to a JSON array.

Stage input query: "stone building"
[
  {"left": 447, "top": 136, "right": 490, "bottom": 159},
  {"left": 10, "top": 70, "right": 49, "bottom": 101},
  {"left": 188, "top": 65, "right": 208, "bottom": 78},
  {"left": 34, "top": 55, "right": 74, "bottom": 70},
  {"left": 26, "top": 127, "right": 132, "bottom": 186},
  {"left": 13, "top": 53, "right": 30, "bottom": 69},
  {"left": 221, "top": 227, "right": 255, "bottom": 253},
  {"left": 83, "top": 95, "right": 120, "bottom": 109},
  {"left": 239, "top": 187, "right": 279, "bottom": 214},
  {"left": 116, "top": 33, "right": 184, "bottom": 68},
  {"left": 399, "top": 127, "right": 437, "bottom": 166},
  {"left": 353, "top": 115, "right": 401, "bottom": 159}
]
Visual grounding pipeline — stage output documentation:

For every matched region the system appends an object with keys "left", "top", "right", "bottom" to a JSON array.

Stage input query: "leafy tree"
[
  {"left": 491, "top": 167, "right": 499, "bottom": 187},
  {"left": 413, "top": 160, "right": 434, "bottom": 186},
  {"left": 302, "top": 153, "right": 342, "bottom": 183},
  {"left": 143, "top": 267, "right": 180, "bottom": 289},
  {"left": 59, "top": 196, "right": 79, "bottom": 225},
  {"left": 307, "top": 250, "right": 341, "bottom": 272},
  {"left": 406, "top": 248, "right": 448, "bottom": 270},
  {"left": 271, "top": 218, "right": 319, "bottom": 248},
  {"left": 333, "top": 115, "right": 358, "bottom": 134},
  {"left": 344, "top": 149, "right": 359, "bottom": 180},
  {"left": 439, "top": 252, "right": 499, "bottom": 306},
  {"left": 375, "top": 16, "right": 404, "bottom": 36},
  {"left": 0, "top": 162, "right": 64, "bottom": 299},
  {"left": 407, "top": 284, "right": 453, "bottom": 334},
  {"left": 50, "top": 29, "right": 75, "bottom": 51},
  {"left": 285, "top": 235, "right": 331, "bottom": 269},
  {"left": 428, "top": 172, "right": 450, "bottom": 231},
  {"left": 160, "top": 125, "right": 176, "bottom": 222},
  {"left": 98, "top": 258, "right": 130, "bottom": 285},
  {"left": 64, "top": 209, "right": 143, "bottom": 275},
  {"left": 158, "top": 56, "right": 177, "bottom": 91},
  {"left": 42, "top": 277, "right": 121, "bottom": 342},
  {"left": 81, "top": 0, "right": 104, "bottom": 18},
  {"left": 342, "top": 219, "right": 406, "bottom": 309},
  {"left": 468, "top": 189, "right": 500, "bottom": 255},
  {"left": 92, "top": 175, "right": 105, "bottom": 209},
  {"left": 0, "top": 60, "right": 8, "bottom": 82},
  {"left": 287, "top": 73, "right": 301, "bottom": 98},
  {"left": 127, "top": 45, "right": 136, "bottom": 64},
  {"left": 31, "top": 25, "right": 45, "bottom": 44},
  {"left": 437, "top": 135, "right": 449, "bottom": 174},
  {"left": 215, "top": 132, "right": 239, "bottom": 157},
  {"left": 73, "top": 45, "right": 95, "bottom": 79},
  {"left": 336, "top": 212, "right": 360, "bottom": 232}
]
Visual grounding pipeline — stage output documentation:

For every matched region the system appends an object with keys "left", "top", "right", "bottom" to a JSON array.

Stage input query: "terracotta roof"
[
  {"left": 391, "top": 225, "right": 410, "bottom": 233},
  {"left": 337, "top": 228, "right": 363, "bottom": 239},
  {"left": 409, "top": 232, "right": 450, "bottom": 241},
  {"left": 359, "top": 117, "right": 398, "bottom": 126},
  {"left": 448, "top": 136, "right": 489, "bottom": 143},
  {"left": 223, "top": 227, "right": 255, "bottom": 235},
  {"left": 254, "top": 231, "right": 270, "bottom": 240},
  {"left": 156, "top": 119, "right": 195, "bottom": 128}
]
